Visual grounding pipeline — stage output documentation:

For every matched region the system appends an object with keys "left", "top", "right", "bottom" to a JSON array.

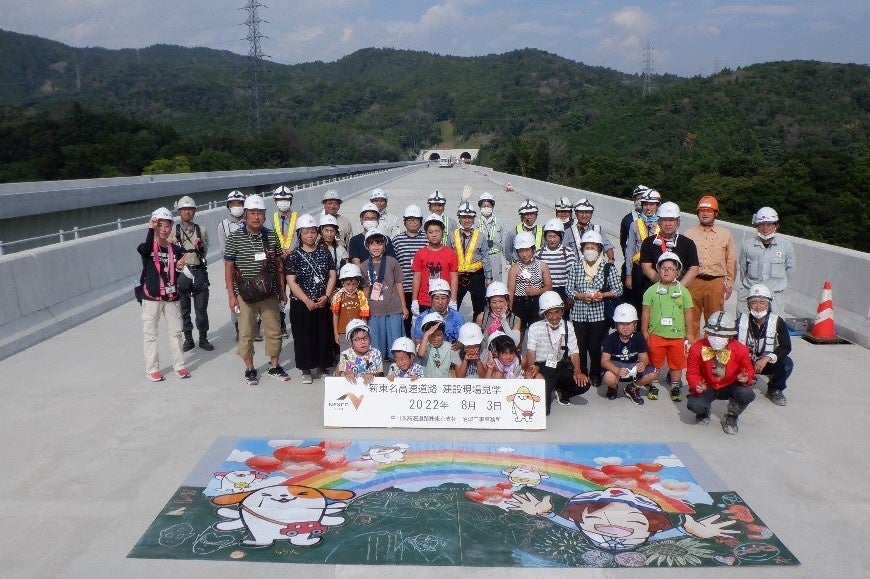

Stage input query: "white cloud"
[
  {"left": 711, "top": 4, "right": 797, "bottom": 17},
  {"left": 267, "top": 439, "right": 303, "bottom": 448},
  {"left": 654, "top": 454, "right": 685, "bottom": 468},
  {"left": 226, "top": 449, "right": 254, "bottom": 462},
  {"left": 594, "top": 456, "right": 623, "bottom": 466}
]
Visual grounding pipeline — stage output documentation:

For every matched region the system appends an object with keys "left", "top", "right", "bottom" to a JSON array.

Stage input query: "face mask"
[
  {"left": 480, "top": 207, "right": 493, "bottom": 218},
  {"left": 750, "top": 309, "right": 768, "bottom": 319},
  {"left": 582, "top": 249, "right": 600, "bottom": 262},
  {"left": 229, "top": 206, "right": 244, "bottom": 218},
  {"left": 707, "top": 336, "right": 729, "bottom": 350},
  {"left": 758, "top": 231, "right": 775, "bottom": 241},
  {"left": 362, "top": 220, "right": 379, "bottom": 231},
  {"left": 559, "top": 217, "right": 570, "bottom": 224},
  {"left": 276, "top": 200, "right": 292, "bottom": 212}
]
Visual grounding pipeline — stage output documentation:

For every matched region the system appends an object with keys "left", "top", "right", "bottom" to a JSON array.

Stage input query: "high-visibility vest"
[
  {"left": 515, "top": 223, "right": 543, "bottom": 249},
  {"left": 632, "top": 217, "right": 659, "bottom": 264},
  {"left": 738, "top": 314, "right": 780, "bottom": 361},
  {"left": 273, "top": 211, "right": 297, "bottom": 250},
  {"left": 454, "top": 229, "right": 483, "bottom": 273}
]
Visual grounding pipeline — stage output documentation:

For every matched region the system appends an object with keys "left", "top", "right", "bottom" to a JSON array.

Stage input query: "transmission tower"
[
  {"left": 642, "top": 41, "right": 654, "bottom": 96},
  {"left": 241, "top": 0, "right": 269, "bottom": 134}
]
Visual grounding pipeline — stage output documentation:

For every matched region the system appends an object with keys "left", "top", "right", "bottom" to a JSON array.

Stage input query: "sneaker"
[
  {"left": 695, "top": 412, "right": 710, "bottom": 425},
  {"left": 198, "top": 337, "right": 214, "bottom": 352},
  {"left": 556, "top": 393, "right": 572, "bottom": 406},
  {"left": 722, "top": 415, "right": 739, "bottom": 435},
  {"left": 625, "top": 385, "right": 645, "bottom": 406},
  {"left": 182, "top": 337, "right": 195, "bottom": 352},
  {"left": 669, "top": 386, "right": 683, "bottom": 402},
  {"left": 767, "top": 389, "right": 787, "bottom": 406},
  {"left": 310, "top": 368, "right": 321, "bottom": 380},
  {"left": 176, "top": 368, "right": 191, "bottom": 379},
  {"left": 606, "top": 388, "right": 618, "bottom": 400},
  {"left": 244, "top": 368, "right": 259, "bottom": 386},
  {"left": 647, "top": 385, "right": 659, "bottom": 400},
  {"left": 268, "top": 365, "right": 291, "bottom": 382},
  {"left": 281, "top": 331, "right": 289, "bottom": 339},
  {"left": 148, "top": 371, "right": 165, "bottom": 382},
  {"left": 301, "top": 373, "right": 313, "bottom": 384}
]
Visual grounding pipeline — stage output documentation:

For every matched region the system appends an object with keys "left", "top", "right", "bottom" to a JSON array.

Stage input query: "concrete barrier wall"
[
  {"left": 475, "top": 166, "right": 870, "bottom": 348},
  {"left": 0, "top": 164, "right": 424, "bottom": 359}
]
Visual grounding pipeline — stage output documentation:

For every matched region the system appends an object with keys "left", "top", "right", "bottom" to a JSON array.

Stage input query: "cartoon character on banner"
[
  {"left": 506, "top": 386, "right": 540, "bottom": 421},
  {"left": 213, "top": 470, "right": 268, "bottom": 493},
  {"left": 212, "top": 484, "right": 355, "bottom": 547},
  {"left": 362, "top": 444, "right": 409, "bottom": 464},
  {"left": 506, "top": 487, "right": 737, "bottom": 551},
  {"left": 502, "top": 465, "right": 549, "bottom": 491}
]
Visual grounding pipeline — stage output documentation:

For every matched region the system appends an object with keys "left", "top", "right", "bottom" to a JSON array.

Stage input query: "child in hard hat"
[
  {"left": 453, "top": 322, "right": 488, "bottom": 378},
  {"left": 484, "top": 331, "right": 535, "bottom": 380},
  {"left": 641, "top": 252, "right": 696, "bottom": 402},
  {"left": 416, "top": 312, "right": 454, "bottom": 378},
  {"left": 331, "top": 263, "right": 370, "bottom": 352},
  {"left": 361, "top": 229, "right": 408, "bottom": 366},
  {"left": 386, "top": 337, "right": 423, "bottom": 381},
  {"left": 600, "top": 303, "right": 657, "bottom": 405},
  {"left": 336, "top": 319, "right": 383, "bottom": 385}
]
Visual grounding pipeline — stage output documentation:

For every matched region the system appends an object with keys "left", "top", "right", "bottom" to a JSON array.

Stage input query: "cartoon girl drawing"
[{"left": 506, "top": 487, "right": 736, "bottom": 551}]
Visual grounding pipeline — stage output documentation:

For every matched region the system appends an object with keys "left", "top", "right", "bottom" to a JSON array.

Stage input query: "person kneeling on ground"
[
  {"left": 386, "top": 337, "right": 423, "bottom": 381},
  {"left": 336, "top": 319, "right": 383, "bottom": 385},
  {"left": 600, "top": 303, "right": 657, "bottom": 405},
  {"left": 453, "top": 322, "right": 488, "bottom": 378},
  {"left": 483, "top": 331, "right": 534, "bottom": 380},
  {"left": 686, "top": 311, "right": 756, "bottom": 435}
]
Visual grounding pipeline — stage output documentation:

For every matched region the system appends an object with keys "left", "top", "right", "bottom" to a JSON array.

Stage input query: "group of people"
[{"left": 137, "top": 181, "right": 796, "bottom": 434}]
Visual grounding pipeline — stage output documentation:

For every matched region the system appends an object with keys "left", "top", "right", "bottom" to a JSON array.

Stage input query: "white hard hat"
[
  {"left": 345, "top": 318, "right": 370, "bottom": 338},
  {"left": 753, "top": 206, "right": 779, "bottom": 225},
  {"left": 151, "top": 207, "right": 173, "bottom": 222},
  {"left": 176, "top": 195, "right": 196, "bottom": 210},
  {"left": 478, "top": 192, "right": 495, "bottom": 206},
  {"left": 704, "top": 311, "right": 737, "bottom": 336},
  {"left": 555, "top": 196, "right": 573, "bottom": 211},
  {"left": 273, "top": 185, "right": 293, "bottom": 200},
  {"left": 747, "top": 283, "right": 773, "bottom": 301},
  {"left": 632, "top": 184, "right": 650, "bottom": 198},
  {"left": 513, "top": 231, "right": 536, "bottom": 250},
  {"left": 657, "top": 201, "right": 681, "bottom": 219},
  {"left": 573, "top": 198, "right": 594, "bottom": 212},
  {"left": 580, "top": 230, "right": 603, "bottom": 246},
  {"left": 322, "top": 189, "right": 341, "bottom": 203},
  {"left": 403, "top": 204, "right": 424, "bottom": 219},
  {"left": 640, "top": 189, "right": 662, "bottom": 203},
  {"left": 612, "top": 303, "right": 639, "bottom": 323},
  {"left": 428, "top": 278, "right": 451, "bottom": 296},
  {"left": 456, "top": 201, "right": 476, "bottom": 217},
  {"left": 538, "top": 290, "right": 564, "bottom": 314},
  {"left": 423, "top": 213, "right": 445, "bottom": 228},
  {"left": 543, "top": 218, "right": 565, "bottom": 234},
  {"left": 390, "top": 337, "right": 416, "bottom": 354},
  {"left": 369, "top": 188, "right": 388, "bottom": 200},
  {"left": 294, "top": 214, "right": 317, "bottom": 230},
  {"left": 486, "top": 281, "right": 509, "bottom": 299},
  {"left": 364, "top": 228, "right": 388, "bottom": 244},
  {"left": 458, "top": 322, "right": 484, "bottom": 346},
  {"left": 487, "top": 331, "right": 516, "bottom": 352},
  {"left": 518, "top": 199, "right": 539, "bottom": 215},
  {"left": 656, "top": 251, "right": 683, "bottom": 272},
  {"left": 319, "top": 214, "right": 338, "bottom": 228},
  {"left": 339, "top": 263, "right": 362, "bottom": 280},
  {"left": 226, "top": 190, "right": 245, "bottom": 204},
  {"left": 427, "top": 190, "right": 447, "bottom": 204},
  {"left": 244, "top": 195, "right": 266, "bottom": 211},
  {"left": 420, "top": 311, "right": 445, "bottom": 330},
  {"left": 360, "top": 202, "right": 381, "bottom": 217}
]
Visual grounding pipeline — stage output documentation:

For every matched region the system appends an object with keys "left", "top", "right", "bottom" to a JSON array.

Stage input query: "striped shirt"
[
  {"left": 514, "top": 260, "right": 544, "bottom": 297},
  {"left": 526, "top": 319, "right": 579, "bottom": 363},
  {"left": 536, "top": 246, "right": 574, "bottom": 288},
  {"left": 224, "top": 225, "right": 281, "bottom": 294},
  {"left": 565, "top": 259, "right": 622, "bottom": 323},
  {"left": 392, "top": 231, "right": 429, "bottom": 291}
]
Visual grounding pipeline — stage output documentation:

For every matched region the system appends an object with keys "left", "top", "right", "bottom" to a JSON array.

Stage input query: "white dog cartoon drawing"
[
  {"left": 361, "top": 444, "right": 409, "bottom": 464},
  {"left": 212, "top": 484, "right": 355, "bottom": 546},
  {"left": 506, "top": 386, "right": 540, "bottom": 421},
  {"left": 213, "top": 470, "right": 267, "bottom": 493}
]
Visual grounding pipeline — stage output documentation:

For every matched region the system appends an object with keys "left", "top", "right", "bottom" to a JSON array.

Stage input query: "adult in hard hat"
[
  {"left": 271, "top": 185, "right": 298, "bottom": 338},
  {"left": 524, "top": 291, "right": 589, "bottom": 415},
  {"left": 348, "top": 202, "right": 397, "bottom": 265},
  {"left": 318, "top": 213, "right": 348, "bottom": 277},
  {"left": 224, "top": 194, "right": 290, "bottom": 386},
  {"left": 171, "top": 195, "right": 213, "bottom": 352},
  {"left": 737, "top": 207, "right": 795, "bottom": 315},
  {"left": 369, "top": 188, "right": 402, "bottom": 238},
  {"left": 563, "top": 198, "right": 615, "bottom": 263},
  {"left": 137, "top": 207, "right": 190, "bottom": 382},
  {"left": 565, "top": 229, "right": 623, "bottom": 389},
  {"left": 217, "top": 190, "right": 246, "bottom": 254},
  {"left": 448, "top": 201, "right": 492, "bottom": 320},
  {"left": 319, "top": 189, "right": 353, "bottom": 248},
  {"left": 683, "top": 195, "right": 737, "bottom": 329},
  {"left": 286, "top": 213, "right": 338, "bottom": 383},
  {"left": 554, "top": 196, "right": 574, "bottom": 229},
  {"left": 503, "top": 199, "right": 543, "bottom": 264},
  {"left": 392, "top": 204, "right": 428, "bottom": 337},
  {"left": 600, "top": 303, "right": 657, "bottom": 404},
  {"left": 507, "top": 230, "right": 553, "bottom": 345},
  {"left": 475, "top": 191, "right": 505, "bottom": 283},
  {"left": 476, "top": 280, "right": 522, "bottom": 346},
  {"left": 686, "top": 311, "right": 756, "bottom": 435},
  {"left": 624, "top": 188, "right": 662, "bottom": 315},
  {"left": 412, "top": 278, "right": 464, "bottom": 344},
  {"left": 620, "top": 185, "right": 650, "bottom": 270},
  {"left": 410, "top": 213, "right": 459, "bottom": 318},
  {"left": 535, "top": 218, "right": 576, "bottom": 321},
  {"left": 736, "top": 284, "right": 793, "bottom": 406}
]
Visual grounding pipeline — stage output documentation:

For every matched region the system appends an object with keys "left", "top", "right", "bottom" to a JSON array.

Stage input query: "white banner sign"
[{"left": 324, "top": 377, "right": 547, "bottom": 430}]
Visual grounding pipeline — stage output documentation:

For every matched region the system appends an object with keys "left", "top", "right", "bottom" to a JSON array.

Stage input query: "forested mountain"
[{"left": 1, "top": 30, "right": 867, "bottom": 250}]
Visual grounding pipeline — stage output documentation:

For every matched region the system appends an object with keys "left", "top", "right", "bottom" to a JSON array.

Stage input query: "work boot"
[
  {"left": 722, "top": 399, "right": 746, "bottom": 435},
  {"left": 182, "top": 331, "right": 195, "bottom": 352},
  {"left": 198, "top": 333, "right": 214, "bottom": 351},
  {"left": 695, "top": 412, "right": 710, "bottom": 425},
  {"left": 767, "top": 389, "right": 787, "bottom": 406}
]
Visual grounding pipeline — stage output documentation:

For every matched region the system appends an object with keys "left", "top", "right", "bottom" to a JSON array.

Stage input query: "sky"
[{"left": 2, "top": 1, "right": 868, "bottom": 76}]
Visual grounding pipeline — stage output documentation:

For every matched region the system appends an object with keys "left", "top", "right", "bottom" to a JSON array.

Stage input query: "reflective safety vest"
[
  {"left": 738, "top": 314, "right": 780, "bottom": 362},
  {"left": 273, "top": 211, "right": 298, "bottom": 250},
  {"left": 454, "top": 229, "right": 483, "bottom": 272},
  {"left": 515, "top": 223, "right": 543, "bottom": 250},
  {"left": 632, "top": 217, "right": 660, "bottom": 264}
]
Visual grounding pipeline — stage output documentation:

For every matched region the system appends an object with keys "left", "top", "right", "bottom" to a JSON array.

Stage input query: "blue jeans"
[{"left": 757, "top": 355, "right": 793, "bottom": 391}]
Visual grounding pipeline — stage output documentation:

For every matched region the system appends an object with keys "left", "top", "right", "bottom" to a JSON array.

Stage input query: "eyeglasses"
[{"left": 351, "top": 336, "right": 370, "bottom": 342}]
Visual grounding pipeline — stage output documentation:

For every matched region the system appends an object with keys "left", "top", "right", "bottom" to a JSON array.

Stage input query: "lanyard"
[
  {"left": 368, "top": 256, "right": 387, "bottom": 284},
  {"left": 152, "top": 238, "right": 176, "bottom": 294}
]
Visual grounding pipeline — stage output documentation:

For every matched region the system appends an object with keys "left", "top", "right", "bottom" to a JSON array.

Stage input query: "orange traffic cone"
[
  {"left": 803, "top": 280, "right": 848, "bottom": 344},
  {"left": 505, "top": 181, "right": 513, "bottom": 192}
]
